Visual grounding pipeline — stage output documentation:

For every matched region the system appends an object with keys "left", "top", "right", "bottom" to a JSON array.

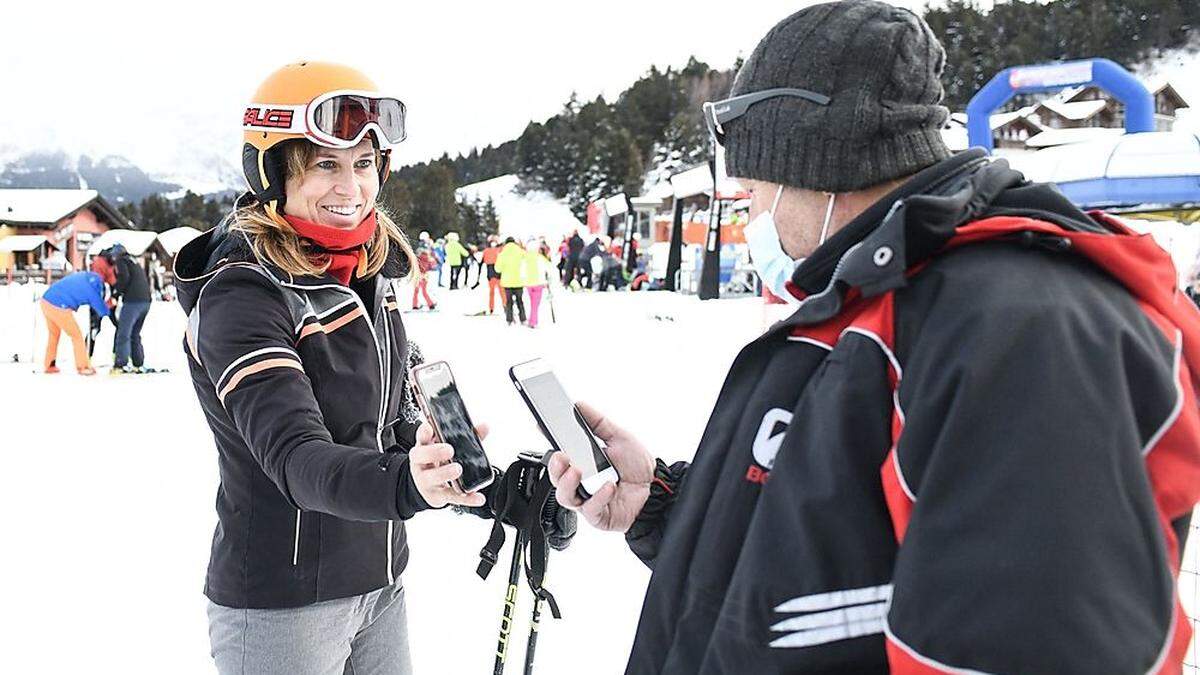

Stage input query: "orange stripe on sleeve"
[{"left": 218, "top": 358, "right": 304, "bottom": 404}]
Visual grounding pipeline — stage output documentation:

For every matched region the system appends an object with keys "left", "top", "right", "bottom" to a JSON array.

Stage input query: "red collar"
[{"left": 283, "top": 210, "right": 377, "bottom": 284}]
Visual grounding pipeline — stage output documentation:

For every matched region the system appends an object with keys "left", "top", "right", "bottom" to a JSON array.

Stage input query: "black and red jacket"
[
  {"left": 174, "top": 223, "right": 428, "bottom": 609},
  {"left": 626, "top": 150, "right": 1200, "bottom": 673}
]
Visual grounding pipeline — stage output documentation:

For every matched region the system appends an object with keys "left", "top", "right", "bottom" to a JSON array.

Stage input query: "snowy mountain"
[{"left": 0, "top": 148, "right": 242, "bottom": 205}]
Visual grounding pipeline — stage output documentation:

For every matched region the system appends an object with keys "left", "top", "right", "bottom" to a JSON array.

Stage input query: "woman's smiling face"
[{"left": 283, "top": 138, "right": 379, "bottom": 229}]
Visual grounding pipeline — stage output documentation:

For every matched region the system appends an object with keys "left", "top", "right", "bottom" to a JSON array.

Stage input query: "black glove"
[
  {"left": 455, "top": 459, "right": 577, "bottom": 552},
  {"left": 541, "top": 488, "right": 577, "bottom": 551},
  {"left": 451, "top": 467, "right": 504, "bottom": 520}
]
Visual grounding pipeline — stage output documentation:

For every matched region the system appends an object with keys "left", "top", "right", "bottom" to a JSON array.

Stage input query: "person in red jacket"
[
  {"left": 546, "top": 2, "right": 1200, "bottom": 673},
  {"left": 480, "top": 235, "right": 505, "bottom": 314}
]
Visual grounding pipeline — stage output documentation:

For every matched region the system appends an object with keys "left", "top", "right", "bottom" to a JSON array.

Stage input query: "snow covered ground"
[
  {"left": 0, "top": 281, "right": 763, "bottom": 674},
  {"left": 2, "top": 277, "right": 1200, "bottom": 673}
]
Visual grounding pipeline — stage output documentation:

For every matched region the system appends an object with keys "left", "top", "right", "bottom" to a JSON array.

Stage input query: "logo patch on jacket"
[{"left": 747, "top": 408, "right": 792, "bottom": 484}]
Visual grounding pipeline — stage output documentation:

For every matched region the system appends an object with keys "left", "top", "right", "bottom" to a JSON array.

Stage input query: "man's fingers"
[
  {"left": 555, "top": 467, "right": 586, "bottom": 510},
  {"left": 575, "top": 401, "right": 621, "bottom": 443},
  {"left": 416, "top": 422, "right": 435, "bottom": 446},
  {"left": 547, "top": 452, "right": 569, "bottom": 485},
  {"left": 580, "top": 481, "right": 618, "bottom": 524},
  {"left": 474, "top": 422, "right": 489, "bottom": 441}
]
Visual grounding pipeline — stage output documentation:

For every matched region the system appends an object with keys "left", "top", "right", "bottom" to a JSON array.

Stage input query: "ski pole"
[
  {"left": 493, "top": 528, "right": 526, "bottom": 675},
  {"left": 523, "top": 562, "right": 547, "bottom": 675}
]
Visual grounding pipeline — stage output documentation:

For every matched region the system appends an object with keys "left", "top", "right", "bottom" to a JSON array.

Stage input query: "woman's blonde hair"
[{"left": 229, "top": 140, "right": 416, "bottom": 283}]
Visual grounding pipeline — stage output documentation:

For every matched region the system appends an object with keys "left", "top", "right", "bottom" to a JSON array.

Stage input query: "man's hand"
[
  {"left": 410, "top": 421, "right": 488, "bottom": 509},
  {"left": 547, "top": 402, "right": 654, "bottom": 533}
]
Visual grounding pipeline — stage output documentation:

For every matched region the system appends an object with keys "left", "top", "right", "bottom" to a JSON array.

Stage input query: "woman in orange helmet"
[{"left": 173, "top": 62, "right": 487, "bottom": 674}]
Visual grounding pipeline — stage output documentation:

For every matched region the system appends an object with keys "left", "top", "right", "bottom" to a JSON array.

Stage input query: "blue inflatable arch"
[{"left": 966, "top": 58, "right": 1155, "bottom": 153}]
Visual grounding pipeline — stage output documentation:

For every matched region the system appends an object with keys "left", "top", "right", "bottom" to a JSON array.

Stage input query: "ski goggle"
[
  {"left": 243, "top": 90, "right": 407, "bottom": 149},
  {"left": 702, "top": 87, "right": 831, "bottom": 146}
]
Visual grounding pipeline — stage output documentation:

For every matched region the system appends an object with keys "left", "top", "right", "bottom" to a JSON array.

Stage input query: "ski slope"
[
  {"left": 2, "top": 279, "right": 1199, "bottom": 673},
  {"left": 0, "top": 282, "right": 762, "bottom": 674}
]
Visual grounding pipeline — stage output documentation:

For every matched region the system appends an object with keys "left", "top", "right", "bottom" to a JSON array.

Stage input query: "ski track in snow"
[{"left": 0, "top": 281, "right": 767, "bottom": 674}]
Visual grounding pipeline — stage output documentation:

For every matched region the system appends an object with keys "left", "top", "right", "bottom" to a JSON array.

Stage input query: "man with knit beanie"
[{"left": 548, "top": 2, "right": 1200, "bottom": 673}]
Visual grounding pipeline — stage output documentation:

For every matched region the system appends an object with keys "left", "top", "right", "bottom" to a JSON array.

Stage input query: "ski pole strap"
[
  {"left": 535, "top": 586, "right": 561, "bottom": 620},
  {"left": 518, "top": 474, "right": 562, "bottom": 618},
  {"left": 477, "top": 519, "right": 506, "bottom": 580}
]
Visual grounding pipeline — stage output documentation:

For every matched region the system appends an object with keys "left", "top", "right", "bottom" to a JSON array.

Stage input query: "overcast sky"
[{"left": 0, "top": 0, "right": 936, "bottom": 177}]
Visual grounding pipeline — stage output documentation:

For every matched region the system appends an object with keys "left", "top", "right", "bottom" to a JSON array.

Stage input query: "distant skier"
[
  {"left": 481, "top": 235, "right": 506, "bottom": 314},
  {"left": 564, "top": 229, "right": 584, "bottom": 286},
  {"left": 444, "top": 232, "right": 469, "bottom": 289},
  {"left": 106, "top": 244, "right": 153, "bottom": 374},
  {"left": 40, "top": 270, "right": 110, "bottom": 375},
  {"left": 412, "top": 244, "right": 438, "bottom": 311},
  {"left": 522, "top": 238, "right": 554, "bottom": 329},
  {"left": 578, "top": 236, "right": 603, "bottom": 289},
  {"left": 495, "top": 237, "right": 527, "bottom": 325}
]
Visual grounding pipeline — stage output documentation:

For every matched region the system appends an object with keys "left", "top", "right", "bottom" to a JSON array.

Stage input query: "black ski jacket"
[
  {"left": 175, "top": 222, "right": 428, "bottom": 609},
  {"left": 625, "top": 150, "right": 1200, "bottom": 673},
  {"left": 113, "top": 253, "right": 151, "bottom": 303}
]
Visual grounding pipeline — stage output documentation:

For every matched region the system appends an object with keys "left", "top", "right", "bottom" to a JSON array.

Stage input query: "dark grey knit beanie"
[{"left": 724, "top": 0, "right": 951, "bottom": 192}]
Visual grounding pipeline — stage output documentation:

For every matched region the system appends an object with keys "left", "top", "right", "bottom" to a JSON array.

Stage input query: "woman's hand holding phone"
[
  {"left": 411, "top": 421, "right": 489, "bottom": 509},
  {"left": 547, "top": 402, "right": 655, "bottom": 532}
]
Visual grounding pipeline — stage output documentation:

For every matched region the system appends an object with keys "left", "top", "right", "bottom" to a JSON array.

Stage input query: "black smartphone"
[
  {"left": 409, "top": 361, "right": 494, "bottom": 493},
  {"left": 509, "top": 358, "right": 619, "bottom": 498}
]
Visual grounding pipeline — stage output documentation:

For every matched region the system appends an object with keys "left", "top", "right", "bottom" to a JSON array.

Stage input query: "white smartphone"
[
  {"left": 410, "top": 361, "right": 494, "bottom": 493},
  {"left": 509, "top": 358, "right": 619, "bottom": 497}
]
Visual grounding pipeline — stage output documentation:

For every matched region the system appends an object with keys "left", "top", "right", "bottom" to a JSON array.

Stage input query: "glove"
[
  {"left": 541, "top": 489, "right": 577, "bottom": 551},
  {"left": 451, "top": 467, "right": 504, "bottom": 520}
]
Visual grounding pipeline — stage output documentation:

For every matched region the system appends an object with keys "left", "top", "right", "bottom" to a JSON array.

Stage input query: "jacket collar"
[{"left": 780, "top": 149, "right": 1106, "bottom": 328}]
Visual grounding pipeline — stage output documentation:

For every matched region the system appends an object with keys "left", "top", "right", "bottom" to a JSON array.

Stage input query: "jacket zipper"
[
  {"left": 292, "top": 509, "right": 301, "bottom": 566},
  {"left": 380, "top": 285, "right": 395, "bottom": 585},
  {"left": 276, "top": 277, "right": 394, "bottom": 584}
]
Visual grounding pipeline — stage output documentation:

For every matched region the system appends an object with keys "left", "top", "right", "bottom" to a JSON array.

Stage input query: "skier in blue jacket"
[{"left": 40, "top": 271, "right": 109, "bottom": 375}]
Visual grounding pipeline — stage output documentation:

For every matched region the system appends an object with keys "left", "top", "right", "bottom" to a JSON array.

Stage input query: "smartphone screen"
[
  {"left": 518, "top": 369, "right": 613, "bottom": 478},
  {"left": 413, "top": 364, "right": 492, "bottom": 492}
]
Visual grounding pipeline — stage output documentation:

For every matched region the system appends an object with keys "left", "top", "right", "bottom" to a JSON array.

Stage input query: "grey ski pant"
[{"left": 207, "top": 581, "right": 412, "bottom": 675}]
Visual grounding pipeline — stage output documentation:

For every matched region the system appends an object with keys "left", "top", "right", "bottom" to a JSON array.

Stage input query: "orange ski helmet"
[{"left": 240, "top": 61, "right": 406, "bottom": 214}]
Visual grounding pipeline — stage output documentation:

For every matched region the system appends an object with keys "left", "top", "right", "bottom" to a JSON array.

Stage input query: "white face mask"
[{"left": 744, "top": 185, "right": 837, "bottom": 302}]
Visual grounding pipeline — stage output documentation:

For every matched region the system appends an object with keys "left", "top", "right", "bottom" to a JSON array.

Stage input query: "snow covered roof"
[
  {"left": 0, "top": 234, "right": 48, "bottom": 252},
  {"left": 1025, "top": 126, "right": 1124, "bottom": 149},
  {"left": 603, "top": 193, "right": 629, "bottom": 217},
  {"left": 0, "top": 188, "right": 132, "bottom": 230},
  {"left": 454, "top": 174, "right": 584, "bottom": 242},
  {"left": 990, "top": 106, "right": 1041, "bottom": 131},
  {"left": 630, "top": 195, "right": 663, "bottom": 209},
  {"left": 668, "top": 164, "right": 745, "bottom": 200},
  {"left": 87, "top": 229, "right": 159, "bottom": 256},
  {"left": 1037, "top": 99, "right": 1108, "bottom": 121},
  {"left": 1057, "top": 85, "right": 1088, "bottom": 102},
  {"left": 157, "top": 226, "right": 204, "bottom": 256},
  {"left": 0, "top": 189, "right": 96, "bottom": 224}
]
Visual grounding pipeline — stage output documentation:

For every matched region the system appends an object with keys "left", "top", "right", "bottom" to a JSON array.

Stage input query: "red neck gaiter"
[{"left": 283, "top": 210, "right": 378, "bottom": 284}]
